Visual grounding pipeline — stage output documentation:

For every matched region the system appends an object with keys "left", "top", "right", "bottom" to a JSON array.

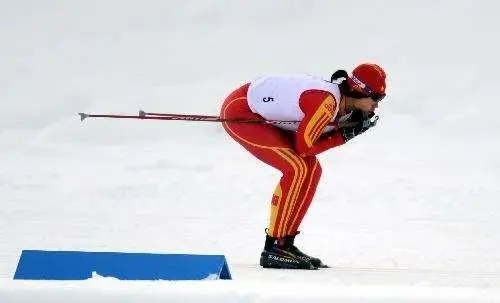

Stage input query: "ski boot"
[
  {"left": 284, "top": 232, "right": 328, "bottom": 268},
  {"left": 260, "top": 234, "right": 316, "bottom": 270}
]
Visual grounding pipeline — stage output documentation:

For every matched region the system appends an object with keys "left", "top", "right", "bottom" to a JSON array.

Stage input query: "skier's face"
[{"left": 353, "top": 97, "right": 378, "bottom": 112}]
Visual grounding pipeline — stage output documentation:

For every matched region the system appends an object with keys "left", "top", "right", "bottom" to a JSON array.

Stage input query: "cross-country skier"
[{"left": 220, "top": 63, "right": 387, "bottom": 269}]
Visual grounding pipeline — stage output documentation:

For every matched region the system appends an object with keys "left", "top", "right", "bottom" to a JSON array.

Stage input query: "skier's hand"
[{"left": 341, "top": 110, "right": 379, "bottom": 142}]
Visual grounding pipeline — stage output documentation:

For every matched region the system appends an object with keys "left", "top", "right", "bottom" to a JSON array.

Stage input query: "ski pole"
[
  {"left": 78, "top": 112, "right": 298, "bottom": 124},
  {"left": 138, "top": 110, "right": 370, "bottom": 128},
  {"left": 78, "top": 110, "right": 365, "bottom": 128},
  {"left": 139, "top": 110, "right": 220, "bottom": 120}
]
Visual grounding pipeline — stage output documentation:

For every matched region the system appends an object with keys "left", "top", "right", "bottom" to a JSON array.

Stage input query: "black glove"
[{"left": 341, "top": 110, "right": 379, "bottom": 142}]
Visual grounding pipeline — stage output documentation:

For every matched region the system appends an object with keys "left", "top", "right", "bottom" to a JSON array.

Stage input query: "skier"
[{"left": 220, "top": 63, "right": 386, "bottom": 269}]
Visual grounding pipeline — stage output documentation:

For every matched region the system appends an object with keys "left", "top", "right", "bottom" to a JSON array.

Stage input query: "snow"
[{"left": 1, "top": 0, "right": 500, "bottom": 302}]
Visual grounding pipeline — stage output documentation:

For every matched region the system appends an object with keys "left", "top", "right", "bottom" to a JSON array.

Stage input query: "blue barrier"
[{"left": 14, "top": 250, "right": 232, "bottom": 280}]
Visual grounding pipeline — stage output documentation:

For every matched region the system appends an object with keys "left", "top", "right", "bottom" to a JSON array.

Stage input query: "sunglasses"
[
  {"left": 358, "top": 85, "right": 386, "bottom": 102},
  {"left": 349, "top": 76, "right": 386, "bottom": 102},
  {"left": 370, "top": 93, "right": 386, "bottom": 102}
]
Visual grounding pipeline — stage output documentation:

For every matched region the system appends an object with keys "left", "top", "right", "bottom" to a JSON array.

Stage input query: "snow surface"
[{"left": 1, "top": 0, "right": 500, "bottom": 302}]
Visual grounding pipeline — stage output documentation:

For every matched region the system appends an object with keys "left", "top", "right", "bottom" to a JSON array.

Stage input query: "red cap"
[{"left": 347, "top": 63, "right": 386, "bottom": 95}]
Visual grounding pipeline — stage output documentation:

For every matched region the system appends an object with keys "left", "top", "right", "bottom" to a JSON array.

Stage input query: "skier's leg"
[
  {"left": 281, "top": 156, "right": 328, "bottom": 267},
  {"left": 287, "top": 156, "right": 322, "bottom": 235},
  {"left": 221, "top": 91, "right": 309, "bottom": 238}
]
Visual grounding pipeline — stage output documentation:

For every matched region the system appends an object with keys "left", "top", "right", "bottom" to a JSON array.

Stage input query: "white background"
[{"left": 1, "top": 0, "right": 500, "bottom": 302}]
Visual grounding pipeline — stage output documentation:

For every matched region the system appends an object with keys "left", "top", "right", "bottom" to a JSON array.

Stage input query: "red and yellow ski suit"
[{"left": 220, "top": 82, "right": 345, "bottom": 238}]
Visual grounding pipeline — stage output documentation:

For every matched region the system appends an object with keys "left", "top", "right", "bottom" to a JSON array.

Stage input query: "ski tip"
[{"left": 78, "top": 112, "right": 89, "bottom": 122}]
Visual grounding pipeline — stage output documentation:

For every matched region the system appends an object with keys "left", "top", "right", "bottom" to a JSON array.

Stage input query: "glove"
[{"left": 341, "top": 110, "right": 379, "bottom": 142}]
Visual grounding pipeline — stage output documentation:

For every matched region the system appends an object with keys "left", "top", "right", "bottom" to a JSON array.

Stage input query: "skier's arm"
[{"left": 295, "top": 90, "right": 345, "bottom": 157}]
